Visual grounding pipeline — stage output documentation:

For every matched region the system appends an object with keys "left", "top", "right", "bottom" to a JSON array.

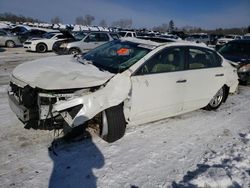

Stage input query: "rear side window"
[
  {"left": 188, "top": 48, "right": 221, "bottom": 69},
  {"left": 118, "top": 32, "right": 126, "bottom": 37},
  {"left": 85, "top": 33, "right": 109, "bottom": 42},
  {"left": 110, "top": 33, "right": 119, "bottom": 40},
  {"left": 126, "top": 33, "right": 132, "bottom": 37},
  {"left": 97, "top": 33, "right": 109, "bottom": 41}
]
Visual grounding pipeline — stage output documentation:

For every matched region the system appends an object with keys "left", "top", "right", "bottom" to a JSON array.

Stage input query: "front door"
[{"left": 129, "top": 47, "right": 187, "bottom": 124}]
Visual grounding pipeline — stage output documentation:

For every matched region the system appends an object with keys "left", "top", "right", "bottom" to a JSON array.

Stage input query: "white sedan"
[
  {"left": 8, "top": 38, "right": 238, "bottom": 142},
  {"left": 23, "top": 32, "right": 66, "bottom": 53}
]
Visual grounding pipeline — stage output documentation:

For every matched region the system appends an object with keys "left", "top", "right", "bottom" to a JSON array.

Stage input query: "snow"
[{"left": 0, "top": 48, "right": 250, "bottom": 188}]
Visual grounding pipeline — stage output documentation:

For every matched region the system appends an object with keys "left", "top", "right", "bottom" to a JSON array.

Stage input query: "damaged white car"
[{"left": 8, "top": 38, "right": 238, "bottom": 142}]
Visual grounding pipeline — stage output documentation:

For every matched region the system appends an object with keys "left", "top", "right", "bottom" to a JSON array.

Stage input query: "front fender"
[{"left": 54, "top": 72, "right": 131, "bottom": 127}]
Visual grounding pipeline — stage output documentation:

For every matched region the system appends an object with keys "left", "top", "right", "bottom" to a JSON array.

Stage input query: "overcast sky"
[{"left": 0, "top": 0, "right": 249, "bottom": 29}]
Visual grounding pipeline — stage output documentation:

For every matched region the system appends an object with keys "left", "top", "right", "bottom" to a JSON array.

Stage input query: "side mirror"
[{"left": 215, "top": 45, "right": 220, "bottom": 51}]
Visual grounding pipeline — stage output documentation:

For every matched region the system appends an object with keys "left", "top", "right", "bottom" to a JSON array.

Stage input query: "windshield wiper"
[{"left": 76, "top": 56, "right": 109, "bottom": 72}]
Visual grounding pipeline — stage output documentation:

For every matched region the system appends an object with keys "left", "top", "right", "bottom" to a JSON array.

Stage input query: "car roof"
[
  {"left": 228, "top": 39, "right": 250, "bottom": 43},
  {"left": 123, "top": 37, "right": 212, "bottom": 50}
]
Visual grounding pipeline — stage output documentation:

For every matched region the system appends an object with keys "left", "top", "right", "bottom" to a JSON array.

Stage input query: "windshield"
[
  {"left": 74, "top": 32, "right": 87, "bottom": 40},
  {"left": 218, "top": 42, "right": 250, "bottom": 55},
  {"left": 118, "top": 32, "right": 126, "bottom": 37},
  {"left": 81, "top": 40, "right": 152, "bottom": 73},
  {"left": 225, "top": 35, "right": 234, "bottom": 39},
  {"left": 42, "top": 32, "right": 56, "bottom": 39}
]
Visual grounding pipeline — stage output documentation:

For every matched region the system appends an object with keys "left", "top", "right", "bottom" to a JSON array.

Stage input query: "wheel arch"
[
  {"left": 69, "top": 47, "right": 81, "bottom": 54},
  {"left": 36, "top": 42, "right": 48, "bottom": 52},
  {"left": 5, "top": 40, "right": 15, "bottom": 47},
  {"left": 222, "top": 84, "right": 230, "bottom": 103}
]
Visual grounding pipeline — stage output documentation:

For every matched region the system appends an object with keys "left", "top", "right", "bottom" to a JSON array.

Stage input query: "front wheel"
[
  {"left": 204, "top": 87, "right": 225, "bottom": 110},
  {"left": 100, "top": 103, "right": 126, "bottom": 143},
  {"left": 36, "top": 43, "right": 47, "bottom": 53},
  {"left": 69, "top": 48, "right": 80, "bottom": 55}
]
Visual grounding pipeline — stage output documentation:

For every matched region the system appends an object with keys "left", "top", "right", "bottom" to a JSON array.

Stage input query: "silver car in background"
[
  {"left": 65, "top": 32, "right": 120, "bottom": 54},
  {"left": 0, "top": 29, "right": 22, "bottom": 47}
]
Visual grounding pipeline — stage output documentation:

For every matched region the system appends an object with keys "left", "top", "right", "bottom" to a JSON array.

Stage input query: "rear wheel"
[
  {"left": 36, "top": 43, "right": 47, "bottom": 53},
  {"left": 204, "top": 87, "right": 225, "bottom": 110},
  {"left": 69, "top": 48, "right": 80, "bottom": 55},
  {"left": 6, "top": 40, "right": 15, "bottom": 48},
  {"left": 100, "top": 103, "right": 126, "bottom": 143}
]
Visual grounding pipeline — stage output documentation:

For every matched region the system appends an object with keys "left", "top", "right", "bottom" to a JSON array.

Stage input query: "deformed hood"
[{"left": 11, "top": 55, "right": 115, "bottom": 90}]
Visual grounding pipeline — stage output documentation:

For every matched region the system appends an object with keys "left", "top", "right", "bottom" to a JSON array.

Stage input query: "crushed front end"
[{"left": 8, "top": 82, "right": 87, "bottom": 130}]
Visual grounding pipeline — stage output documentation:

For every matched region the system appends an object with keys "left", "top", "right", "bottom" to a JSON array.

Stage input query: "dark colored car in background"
[
  {"left": 218, "top": 39, "right": 250, "bottom": 84},
  {"left": 19, "top": 29, "right": 47, "bottom": 43}
]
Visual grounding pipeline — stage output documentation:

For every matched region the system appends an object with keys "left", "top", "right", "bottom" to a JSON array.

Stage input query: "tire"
[
  {"left": 204, "top": 86, "right": 226, "bottom": 111},
  {"left": 6, "top": 40, "right": 15, "bottom": 48},
  {"left": 36, "top": 43, "right": 47, "bottom": 53},
  {"left": 69, "top": 48, "right": 80, "bottom": 55},
  {"left": 101, "top": 103, "right": 126, "bottom": 143}
]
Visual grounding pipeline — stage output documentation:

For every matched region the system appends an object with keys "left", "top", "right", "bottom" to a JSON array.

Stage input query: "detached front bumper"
[{"left": 8, "top": 92, "right": 30, "bottom": 122}]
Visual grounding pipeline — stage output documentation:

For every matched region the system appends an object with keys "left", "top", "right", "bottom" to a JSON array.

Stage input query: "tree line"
[
  {"left": 0, "top": 12, "right": 42, "bottom": 23},
  {"left": 1, "top": 12, "right": 249, "bottom": 34}
]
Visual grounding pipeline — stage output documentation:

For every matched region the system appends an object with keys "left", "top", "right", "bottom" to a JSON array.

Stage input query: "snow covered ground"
[{"left": 0, "top": 48, "right": 249, "bottom": 188}]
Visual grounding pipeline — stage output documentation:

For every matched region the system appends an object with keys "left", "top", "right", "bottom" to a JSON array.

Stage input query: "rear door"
[
  {"left": 183, "top": 47, "right": 226, "bottom": 112},
  {"left": 129, "top": 46, "right": 187, "bottom": 124}
]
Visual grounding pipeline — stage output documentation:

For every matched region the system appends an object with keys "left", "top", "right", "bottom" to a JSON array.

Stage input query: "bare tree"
[
  {"left": 152, "top": 23, "right": 169, "bottom": 33},
  {"left": 111, "top": 19, "right": 132, "bottom": 29},
  {"left": 169, "top": 20, "right": 174, "bottom": 32},
  {"left": 75, "top": 16, "right": 85, "bottom": 25},
  {"left": 51, "top": 16, "right": 61, "bottom": 24},
  {"left": 84, "top": 14, "right": 95, "bottom": 25},
  {"left": 99, "top": 19, "right": 107, "bottom": 27},
  {"left": 0, "top": 12, "right": 42, "bottom": 23}
]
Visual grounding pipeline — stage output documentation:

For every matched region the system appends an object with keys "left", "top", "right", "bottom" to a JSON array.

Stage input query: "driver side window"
[
  {"left": 84, "top": 33, "right": 97, "bottom": 42},
  {"left": 136, "top": 47, "right": 185, "bottom": 75}
]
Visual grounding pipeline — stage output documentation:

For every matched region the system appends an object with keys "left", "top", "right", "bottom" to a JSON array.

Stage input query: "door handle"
[
  {"left": 215, "top": 73, "right": 224, "bottom": 77},
  {"left": 176, "top": 79, "right": 187, "bottom": 83}
]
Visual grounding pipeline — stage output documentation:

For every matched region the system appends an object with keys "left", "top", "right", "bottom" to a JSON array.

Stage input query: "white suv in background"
[
  {"left": 118, "top": 31, "right": 137, "bottom": 37},
  {"left": 216, "top": 35, "right": 242, "bottom": 46},
  {"left": 65, "top": 32, "right": 119, "bottom": 55}
]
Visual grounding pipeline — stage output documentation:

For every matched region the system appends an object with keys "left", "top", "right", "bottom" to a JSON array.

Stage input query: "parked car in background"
[
  {"left": 216, "top": 35, "right": 242, "bottom": 48},
  {"left": 19, "top": 29, "right": 47, "bottom": 43},
  {"left": 160, "top": 34, "right": 182, "bottom": 40},
  {"left": 23, "top": 31, "right": 74, "bottom": 53},
  {"left": 118, "top": 31, "right": 137, "bottom": 37},
  {"left": 54, "top": 32, "right": 119, "bottom": 55},
  {"left": 137, "top": 36, "right": 178, "bottom": 43},
  {"left": 8, "top": 38, "right": 238, "bottom": 143},
  {"left": 53, "top": 31, "right": 88, "bottom": 55},
  {"left": 243, "top": 33, "right": 250, "bottom": 40},
  {"left": 0, "top": 29, "right": 22, "bottom": 47},
  {"left": 209, "top": 34, "right": 224, "bottom": 45},
  {"left": 185, "top": 34, "right": 210, "bottom": 45},
  {"left": 218, "top": 39, "right": 250, "bottom": 84},
  {"left": 3, "top": 25, "right": 30, "bottom": 36}
]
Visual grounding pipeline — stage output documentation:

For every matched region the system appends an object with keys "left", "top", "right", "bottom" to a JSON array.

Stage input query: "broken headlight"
[{"left": 238, "top": 64, "right": 250, "bottom": 73}]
